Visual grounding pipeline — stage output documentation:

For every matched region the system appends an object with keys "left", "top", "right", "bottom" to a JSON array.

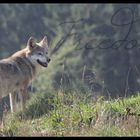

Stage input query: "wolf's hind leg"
[{"left": 9, "top": 92, "right": 17, "bottom": 113}]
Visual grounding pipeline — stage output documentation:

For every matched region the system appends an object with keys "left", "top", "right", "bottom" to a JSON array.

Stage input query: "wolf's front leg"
[
  {"left": 9, "top": 92, "right": 17, "bottom": 113},
  {"left": 20, "top": 88, "right": 29, "bottom": 111}
]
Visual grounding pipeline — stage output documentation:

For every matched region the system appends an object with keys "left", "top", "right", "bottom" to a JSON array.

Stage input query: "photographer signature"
[{"left": 53, "top": 7, "right": 140, "bottom": 53}]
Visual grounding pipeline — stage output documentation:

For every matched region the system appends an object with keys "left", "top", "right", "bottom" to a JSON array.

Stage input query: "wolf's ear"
[
  {"left": 27, "top": 37, "right": 35, "bottom": 50},
  {"left": 39, "top": 36, "right": 48, "bottom": 48}
]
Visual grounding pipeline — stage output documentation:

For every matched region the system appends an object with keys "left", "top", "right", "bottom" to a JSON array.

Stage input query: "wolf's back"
[{"left": 0, "top": 56, "right": 36, "bottom": 98}]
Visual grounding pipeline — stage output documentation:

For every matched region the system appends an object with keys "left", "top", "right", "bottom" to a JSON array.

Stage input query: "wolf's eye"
[{"left": 38, "top": 52, "right": 42, "bottom": 55}]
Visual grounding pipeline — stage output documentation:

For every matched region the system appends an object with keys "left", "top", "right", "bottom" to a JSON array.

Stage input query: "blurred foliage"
[{"left": 0, "top": 4, "right": 140, "bottom": 101}]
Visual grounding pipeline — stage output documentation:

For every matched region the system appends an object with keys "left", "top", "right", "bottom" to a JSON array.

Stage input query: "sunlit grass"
[{"left": 1, "top": 90, "right": 140, "bottom": 136}]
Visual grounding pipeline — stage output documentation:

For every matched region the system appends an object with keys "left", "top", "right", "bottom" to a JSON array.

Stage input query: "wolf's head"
[{"left": 26, "top": 36, "right": 51, "bottom": 67}]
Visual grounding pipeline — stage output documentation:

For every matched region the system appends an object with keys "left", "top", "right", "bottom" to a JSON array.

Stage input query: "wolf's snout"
[{"left": 47, "top": 58, "right": 51, "bottom": 63}]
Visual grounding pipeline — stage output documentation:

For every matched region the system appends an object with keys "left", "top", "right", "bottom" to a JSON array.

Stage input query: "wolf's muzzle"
[
  {"left": 47, "top": 58, "right": 51, "bottom": 63},
  {"left": 37, "top": 59, "right": 48, "bottom": 67}
]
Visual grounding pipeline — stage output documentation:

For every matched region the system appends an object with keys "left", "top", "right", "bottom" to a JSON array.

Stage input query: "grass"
[{"left": 1, "top": 90, "right": 140, "bottom": 136}]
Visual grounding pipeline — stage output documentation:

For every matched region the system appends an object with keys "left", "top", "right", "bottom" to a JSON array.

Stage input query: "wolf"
[{"left": 0, "top": 36, "right": 51, "bottom": 113}]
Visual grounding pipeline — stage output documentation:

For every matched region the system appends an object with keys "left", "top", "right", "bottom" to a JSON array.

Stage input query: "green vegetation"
[{"left": 1, "top": 90, "right": 140, "bottom": 136}]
